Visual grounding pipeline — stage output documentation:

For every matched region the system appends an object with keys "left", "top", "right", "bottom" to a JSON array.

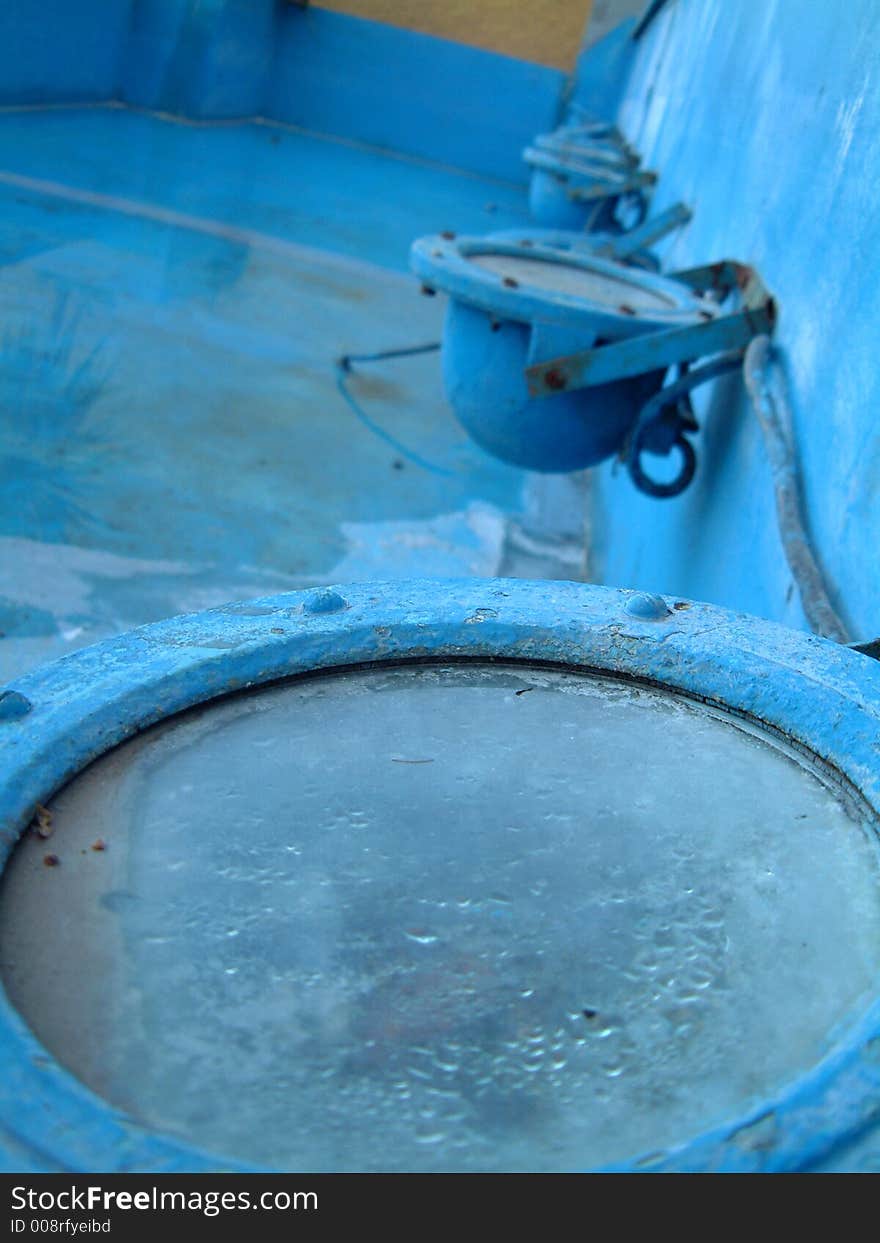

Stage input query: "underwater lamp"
[
  {"left": 523, "top": 141, "right": 656, "bottom": 233},
  {"left": 1, "top": 580, "right": 879, "bottom": 1174},
  {"left": 533, "top": 129, "right": 641, "bottom": 171},
  {"left": 410, "top": 237, "right": 776, "bottom": 495}
]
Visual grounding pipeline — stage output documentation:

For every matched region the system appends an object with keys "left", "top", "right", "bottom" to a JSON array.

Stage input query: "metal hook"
[{"left": 625, "top": 351, "right": 744, "bottom": 498}]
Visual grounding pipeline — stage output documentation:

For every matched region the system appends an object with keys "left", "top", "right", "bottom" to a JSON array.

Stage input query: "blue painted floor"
[{"left": 0, "top": 105, "right": 583, "bottom": 679}]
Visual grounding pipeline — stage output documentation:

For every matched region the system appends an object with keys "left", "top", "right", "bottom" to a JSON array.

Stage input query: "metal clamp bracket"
[
  {"left": 592, "top": 201, "right": 692, "bottom": 261},
  {"left": 566, "top": 168, "right": 658, "bottom": 202},
  {"left": 525, "top": 261, "right": 777, "bottom": 398}
]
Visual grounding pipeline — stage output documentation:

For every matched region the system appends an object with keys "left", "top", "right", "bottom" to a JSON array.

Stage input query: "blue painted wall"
[
  {"left": 584, "top": 0, "right": 880, "bottom": 642},
  {"left": 268, "top": 7, "right": 566, "bottom": 183},
  {"left": 0, "top": 2, "right": 134, "bottom": 104},
  {"left": 123, "top": 0, "right": 277, "bottom": 118},
  {"left": 0, "top": 2, "right": 567, "bottom": 184},
  {"left": 568, "top": 16, "right": 639, "bottom": 124}
]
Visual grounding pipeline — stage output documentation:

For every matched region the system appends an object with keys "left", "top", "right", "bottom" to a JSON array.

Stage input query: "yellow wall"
[{"left": 312, "top": 1, "right": 594, "bottom": 71}]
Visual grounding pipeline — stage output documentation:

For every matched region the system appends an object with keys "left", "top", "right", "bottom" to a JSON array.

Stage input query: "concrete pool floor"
[{"left": 0, "top": 104, "right": 588, "bottom": 680}]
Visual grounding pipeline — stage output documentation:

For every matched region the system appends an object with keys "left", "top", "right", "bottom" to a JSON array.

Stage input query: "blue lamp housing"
[{"left": 410, "top": 234, "right": 718, "bottom": 474}]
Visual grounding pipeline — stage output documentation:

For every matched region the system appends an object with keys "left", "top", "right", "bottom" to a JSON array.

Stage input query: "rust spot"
[
  {"left": 618, "top": 304, "right": 637, "bottom": 316},
  {"left": 543, "top": 369, "right": 567, "bottom": 391},
  {"left": 91, "top": 839, "right": 107, "bottom": 852},
  {"left": 42, "top": 854, "right": 60, "bottom": 868},
  {"left": 32, "top": 803, "right": 53, "bottom": 840},
  {"left": 699, "top": 310, "right": 714, "bottom": 321},
  {"left": 347, "top": 371, "right": 402, "bottom": 402},
  {"left": 709, "top": 261, "right": 726, "bottom": 286},
  {"left": 420, "top": 284, "right": 436, "bottom": 297},
  {"left": 502, "top": 276, "right": 519, "bottom": 289},
  {"left": 440, "top": 230, "right": 456, "bottom": 240}
]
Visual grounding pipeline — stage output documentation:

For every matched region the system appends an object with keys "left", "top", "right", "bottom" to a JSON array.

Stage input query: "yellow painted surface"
[{"left": 312, "top": 1, "right": 594, "bottom": 71}]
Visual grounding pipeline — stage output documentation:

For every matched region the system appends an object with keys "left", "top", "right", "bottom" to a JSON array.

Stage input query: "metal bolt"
[
  {"left": 624, "top": 592, "right": 671, "bottom": 621},
  {"left": 0, "top": 690, "right": 32, "bottom": 721},
  {"left": 304, "top": 589, "right": 348, "bottom": 616}
]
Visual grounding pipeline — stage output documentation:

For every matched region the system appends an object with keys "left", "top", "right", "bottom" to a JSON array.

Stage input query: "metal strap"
[{"left": 525, "top": 261, "right": 776, "bottom": 398}]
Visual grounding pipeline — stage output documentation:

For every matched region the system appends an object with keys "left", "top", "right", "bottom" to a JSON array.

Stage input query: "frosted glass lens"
[{"left": 1, "top": 664, "right": 878, "bottom": 1171}]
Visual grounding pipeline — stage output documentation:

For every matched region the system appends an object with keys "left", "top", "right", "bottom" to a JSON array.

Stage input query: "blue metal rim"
[
  {"left": 560, "top": 115, "right": 622, "bottom": 142},
  {"left": 486, "top": 227, "right": 660, "bottom": 272},
  {"left": 487, "top": 227, "right": 613, "bottom": 253},
  {"left": 533, "top": 133, "right": 639, "bottom": 170},
  {"left": 483, "top": 229, "right": 660, "bottom": 278},
  {"left": 409, "top": 235, "right": 714, "bottom": 330},
  {"left": 2, "top": 578, "right": 880, "bottom": 1174},
  {"left": 554, "top": 123, "right": 634, "bottom": 152},
  {"left": 523, "top": 145, "right": 638, "bottom": 186},
  {"left": 547, "top": 122, "right": 630, "bottom": 143}
]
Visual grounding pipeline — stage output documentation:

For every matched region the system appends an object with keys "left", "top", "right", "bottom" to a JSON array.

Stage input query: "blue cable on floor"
[{"left": 335, "top": 342, "right": 453, "bottom": 477}]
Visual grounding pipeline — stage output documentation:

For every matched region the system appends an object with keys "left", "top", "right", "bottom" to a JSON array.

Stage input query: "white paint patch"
[
  {"left": 0, "top": 535, "right": 196, "bottom": 615},
  {"left": 0, "top": 535, "right": 312, "bottom": 636},
  {"left": 834, "top": 84, "right": 867, "bottom": 181},
  {"left": 0, "top": 506, "right": 510, "bottom": 681},
  {"left": 0, "top": 535, "right": 309, "bottom": 680},
  {"left": 328, "top": 503, "right": 508, "bottom": 581}
]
